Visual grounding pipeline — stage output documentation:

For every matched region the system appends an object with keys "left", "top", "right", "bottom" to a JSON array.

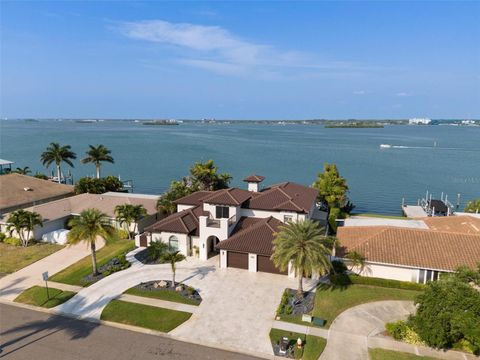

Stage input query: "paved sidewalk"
[
  {"left": 271, "top": 320, "right": 328, "bottom": 338},
  {"left": 0, "top": 241, "right": 104, "bottom": 302}
]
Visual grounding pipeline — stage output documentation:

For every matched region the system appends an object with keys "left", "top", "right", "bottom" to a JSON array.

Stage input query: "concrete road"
[{"left": 0, "top": 304, "right": 260, "bottom": 360}]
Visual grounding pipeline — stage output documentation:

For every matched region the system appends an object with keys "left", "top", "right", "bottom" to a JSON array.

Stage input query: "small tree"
[
  {"left": 465, "top": 199, "right": 480, "bottom": 213},
  {"left": 81, "top": 144, "right": 114, "bottom": 179},
  {"left": 6, "top": 210, "right": 43, "bottom": 247},
  {"left": 189, "top": 160, "right": 231, "bottom": 191},
  {"left": 409, "top": 267, "right": 480, "bottom": 353},
  {"left": 345, "top": 251, "right": 365, "bottom": 274},
  {"left": 157, "top": 179, "right": 195, "bottom": 215},
  {"left": 147, "top": 241, "right": 169, "bottom": 262},
  {"left": 271, "top": 220, "right": 331, "bottom": 299},
  {"left": 162, "top": 250, "right": 186, "bottom": 286},
  {"left": 67, "top": 209, "right": 116, "bottom": 276},
  {"left": 115, "top": 204, "right": 147, "bottom": 239}
]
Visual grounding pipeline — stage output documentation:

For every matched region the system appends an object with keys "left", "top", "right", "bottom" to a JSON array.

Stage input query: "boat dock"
[{"left": 402, "top": 190, "right": 459, "bottom": 218}]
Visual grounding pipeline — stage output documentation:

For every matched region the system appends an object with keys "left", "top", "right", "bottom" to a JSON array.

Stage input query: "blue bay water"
[{"left": 1, "top": 120, "right": 479, "bottom": 215}]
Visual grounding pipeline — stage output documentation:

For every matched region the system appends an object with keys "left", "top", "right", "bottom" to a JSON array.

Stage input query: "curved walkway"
[
  {"left": 55, "top": 249, "right": 314, "bottom": 356},
  {"left": 320, "top": 301, "right": 415, "bottom": 360}
]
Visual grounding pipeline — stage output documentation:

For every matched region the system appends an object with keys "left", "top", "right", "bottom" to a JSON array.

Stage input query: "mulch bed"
[{"left": 132, "top": 280, "right": 202, "bottom": 304}]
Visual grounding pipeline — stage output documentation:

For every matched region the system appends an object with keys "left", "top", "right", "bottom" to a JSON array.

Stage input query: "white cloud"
[
  {"left": 353, "top": 90, "right": 366, "bottom": 95},
  {"left": 396, "top": 92, "right": 411, "bottom": 97},
  {"left": 114, "top": 19, "right": 382, "bottom": 77}
]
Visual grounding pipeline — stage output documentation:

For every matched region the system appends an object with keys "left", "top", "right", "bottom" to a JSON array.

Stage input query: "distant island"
[
  {"left": 324, "top": 121, "right": 385, "bottom": 128},
  {"left": 142, "top": 120, "right": 179, "bottom": 126}
]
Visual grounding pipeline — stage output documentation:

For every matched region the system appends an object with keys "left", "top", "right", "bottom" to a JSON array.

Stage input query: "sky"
[{"left": 1, "top": 1, "right": 479, "bottom": 119}]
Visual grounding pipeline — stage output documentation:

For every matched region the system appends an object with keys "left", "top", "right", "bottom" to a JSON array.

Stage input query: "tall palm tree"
[
  {"left": 271, "top": 220, "right": 331, "bottom": 299},
  {"left": 15, "top": 166, "right": 31, "bottom": 175},
  {"left": 6, "top": 210, "right": 43, "bottom": 247},
  {"left": 114, "top": 204, "right": 147, "bottom": 239},
  {"left": 40, "top": 142, "right": 77, "bottom": 183},
  {"left": 190, "top": 160, "right": 217, "bottom": 190},
  {"left": 67, "top": 208, "right": 116, "bottom": 276},
  {"left": 81, "top": 145, "right": 114, "bottom": 179},
  {"left": 162, "top": 251, "right": 186, "bottom": 287}
]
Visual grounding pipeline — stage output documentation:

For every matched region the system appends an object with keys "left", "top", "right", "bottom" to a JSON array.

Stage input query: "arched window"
[{"left": 169, "top": 235, "right": 179, "bottom": 251}]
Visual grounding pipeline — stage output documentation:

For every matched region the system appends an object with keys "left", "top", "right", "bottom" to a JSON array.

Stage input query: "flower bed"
[
  {"left": 276, "top": 288, "right": 315, "bottom": 320},
  {"left": 82, "top": 253, "right": 131, "bottom": 284},
  {"left": 126, "top": 280, "right": 202, "bottom": 305}
]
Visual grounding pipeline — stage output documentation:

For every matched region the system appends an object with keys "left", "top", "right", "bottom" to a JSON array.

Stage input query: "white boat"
[{"left": 380, "top": 144, "right": 392, "bottom": 148}]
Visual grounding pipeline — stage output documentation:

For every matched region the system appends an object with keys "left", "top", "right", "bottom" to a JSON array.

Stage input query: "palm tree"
[
  {"left": 189, "top": 160, "right": 231, "bottom": 191},
  {"left": 271, "top": 220, "right": 331, "bottom": 299},
  {"left": 81, "top": 145, "right": 114, "bottom": 179},
  {"left": 114, "top": 204, "right": 147, "bottom": 239},
  {"left": 162, "top": 251, "right": 186, "bottom": 287},
  {"left": 15, "top": 166, "right": 31, "bottom": 175},
  {"left": 6, "top": 210, "right": 43, "bottom": 247},
  {"left": 40, "top": 142, "right": 77, "bottom": 183},
  {"left": 67, "top": 208, "right": 116, "bottom": 276},
  {"left": 345, "top": 251, "right": 365, "bottom": 274}
]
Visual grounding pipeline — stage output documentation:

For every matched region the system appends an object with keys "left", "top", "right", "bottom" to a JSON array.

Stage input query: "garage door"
[
  {"left": 227, "top": 251, "right": 248, "bottom": 269},
  {"left": 257, "top": 255, "right": 287, "bottom": 275}
]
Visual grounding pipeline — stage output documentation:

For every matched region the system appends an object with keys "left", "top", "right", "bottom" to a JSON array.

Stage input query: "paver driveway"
[{"left": 56, "top": 249, "right": 315, "bottom": 357}]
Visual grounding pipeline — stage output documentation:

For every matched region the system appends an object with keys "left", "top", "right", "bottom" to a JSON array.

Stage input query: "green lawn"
[
  {"left": 14, "top": 285, "right": 76, "bottom": 308},
  {"left": 0, "top": 242, "right": 63, "bottom": 275},
  {"left": 369, "top": 348, "right": 438, "bottom": 360},
  {"left": 125, "top": 287, "right": 200, "bottom": 306},
  {"left": 269, "top": 328, "right": 326, "bottom": 360},
  {"left": 313, "top": 284, "right": 420, "bottom": 328},
  {"left": 49, "top": 240, "right": 135, "bottom": 286},
  {"left": 101, "top": 300, "right": 192, "bottom": 332}
]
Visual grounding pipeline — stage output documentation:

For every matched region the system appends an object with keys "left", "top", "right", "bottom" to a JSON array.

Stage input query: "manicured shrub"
[
  {"left": 329, "top": 273, "right": 352, "bottom": 286},
  {"left": 276, "top": 290, "right": 290, "bottom": 316},
  {"left": 386, "top": 320, "right": 424, "bottom": 345},
  {"left": 348, "top": 275, "right": 426, "bottom": 291},
  {"left": 285, "top": 304, "right": 293, "bottom": 315},
  {"left": 147, "top": 241, "right": 169, "bottom": 262},
  {"left": 4, "top": 237, "right": 22, "bottom": 246},
  {"left": 0, "top": 232, "right": 6, "bottom": 242}
]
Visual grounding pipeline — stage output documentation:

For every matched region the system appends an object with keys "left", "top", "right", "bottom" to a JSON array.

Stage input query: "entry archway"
[{"left": 207, "top": 236, "right": 220, "bottom": 258}]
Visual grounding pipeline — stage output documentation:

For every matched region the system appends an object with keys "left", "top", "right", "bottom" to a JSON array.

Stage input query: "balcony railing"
[{"left": 228, "top": 214, "right": 237, "bottom": 227}]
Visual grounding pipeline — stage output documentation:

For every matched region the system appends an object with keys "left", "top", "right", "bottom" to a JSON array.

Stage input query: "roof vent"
[{"left": 24, "top": 187, "right": 33, "bottom": 191}]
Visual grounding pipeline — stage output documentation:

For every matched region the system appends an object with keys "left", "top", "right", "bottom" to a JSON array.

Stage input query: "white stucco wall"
[
  {"left": 219, "top": 250, "right": 227, "bottom": 268},
  {"left": 248, "top": 253, "right": 257, "bottom": 272},
  {"left": 177, "top": 204, "right": 195, "bottom": 212},
  {"left": 151, "top": 232, "right": 190, "bottom": 257},
  {"left": 355, "top": 262, "right": 419, "bottom": 282}
]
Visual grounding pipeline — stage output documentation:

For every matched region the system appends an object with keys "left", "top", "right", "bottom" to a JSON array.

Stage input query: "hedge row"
[{"left": 330, "top": 273, "right": 426, "bottom": 291}]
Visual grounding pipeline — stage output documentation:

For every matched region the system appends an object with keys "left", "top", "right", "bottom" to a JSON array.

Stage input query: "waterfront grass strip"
[
  {"left": 49, "top": 240, "right": 135, "bottom": 286},
  {"left": 100, "top": 300, "right": 192, "bottom": 332},
  {"left": 14, "top": 286, "right": 76, "bottom": 308}
]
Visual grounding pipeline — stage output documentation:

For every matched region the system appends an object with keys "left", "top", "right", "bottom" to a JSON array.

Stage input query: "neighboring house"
[
  {"left": 0, "top": 173, "right": 74, "bottom": 215},
  {"left": 141, "top": 175, "right": 324, "bottom": 276},
  {"left": 1, "top": 192, "right": 161, "bottom": 241},
  {"left": 336, "top": 215, "right": 480, "bottom": 283}
]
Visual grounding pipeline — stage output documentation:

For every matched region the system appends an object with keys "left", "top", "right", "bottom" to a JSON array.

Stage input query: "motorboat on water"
[{"left": 379, "top": 144, "right": 392, "bottom": 148}]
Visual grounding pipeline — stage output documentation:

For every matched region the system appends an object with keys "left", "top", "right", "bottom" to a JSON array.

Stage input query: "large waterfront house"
[
  {"left": 1, "top": 192, "right": 160, "bottom": 243},
  {"left": 139, "top": 175, "right": 326, "bottom": 276},
  {"left": 337, "top": 215, "right": 480, "bottom": 283}
]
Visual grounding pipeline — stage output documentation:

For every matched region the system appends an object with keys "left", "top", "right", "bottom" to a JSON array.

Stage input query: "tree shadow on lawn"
[{"left": 316, "top": 281, "right": 351, "bottom": 292}]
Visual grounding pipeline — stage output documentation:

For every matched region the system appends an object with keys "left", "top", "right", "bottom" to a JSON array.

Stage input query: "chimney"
[{"left": 242, "top": 175, "right": 265, "bottom": 192}]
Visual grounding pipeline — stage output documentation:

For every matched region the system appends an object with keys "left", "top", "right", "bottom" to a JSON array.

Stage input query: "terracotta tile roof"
[
  {"left": 423, "top": 215, "right": 480, "bottom": 235},
  {"left": 244, "top": 182, "right": 318, "bottom": 213},
  {"left": 242, "top": 175, "right": 265, "bottom": 183},
  {"left": 337, "top": 226, "right": 480, "bottom": 271},
  {"left": 216, "top": 216, "right": 283, "bottom": 256},
  {"left": 172, "top": 181, "right": 317, "bottom": 213},
  {"left": 146, "top": 206, "right": 206, "bottom": 235},
  {"left": 173, "top": 191, "right": 213, "bottom": 206},
  {"left": 202, "top": 188, "right": 253, "bottom": 206},
  {"left": 0, "top": 173, "right": 74, "bottom": 213}
]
